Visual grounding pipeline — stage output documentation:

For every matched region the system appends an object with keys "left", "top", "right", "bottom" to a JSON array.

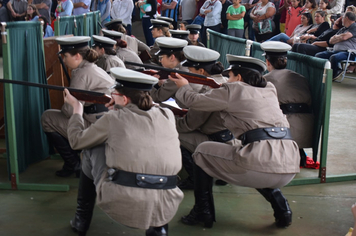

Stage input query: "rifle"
[
  {"left": 125, "top": 61, "right": 222, "bottom": 88},
  {"left": 58, "top": 54, "right": 71, "bottom": 83},
  {"left": 0, "top": 79, "right": 112, "bottom": 104}
]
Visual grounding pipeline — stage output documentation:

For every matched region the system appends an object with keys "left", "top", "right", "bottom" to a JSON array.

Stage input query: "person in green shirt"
[{"left": 226, "top": 0, "right": 246, "bottom": 38}]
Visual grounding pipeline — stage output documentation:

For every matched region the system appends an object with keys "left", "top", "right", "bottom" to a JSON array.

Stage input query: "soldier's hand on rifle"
[
  {"left": 169, "top": 73, "right": 189, "bottom": 88},
  {"left": 64, "top": 89, "right": 84, "bottom": 115},
  {"left": 105, "top": 96, "right": 116, "bottom": 110}
]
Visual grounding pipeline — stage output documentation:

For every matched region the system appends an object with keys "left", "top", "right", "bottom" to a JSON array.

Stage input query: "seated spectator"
[
  {"left": 292, "top": 16, "right": 341, "bottom": 56},
  {"left": 25, "top": 4, "right": 40, "bottom": 21},
  {"left": 266, "top": 12, "right": 313, "bottom": 45},
  {"left": 39, "top": 15, "right": 54, "bottom": 38},
  {"left": 8, "top": 0, "right": 28, "bottom": 21},
  {"left": 316, "top": 12, "right": 356, "bottom": 80},
  {"left": 299, "top": 10, "right": 330, "bottom": 43}
]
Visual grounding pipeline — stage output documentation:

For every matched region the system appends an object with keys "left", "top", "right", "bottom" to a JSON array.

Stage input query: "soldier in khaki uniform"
[
  {"left": 170, "top": 55, "right": 300, "bottom": 229},
  {"left": 149, "top": 19, "right": 172, "bottom": 64},
  {"left": 101, "top": 29, "right": 143, "bottom": 70},
  {"left": 186, "top": 24, "right": 205, "bottom": 47},
  {"left": 169, "top": 29, "right": 189, "bottom": 40},
  {"left": 41, "top": 36, "right": 114, "bottom": 177},
  {"left": 261, "top": 41, "right": 314, "bottom": 167},
  {"left": 92, "top": 35, "right": 126, "bottom": 75},
  {"left": 104, "top": 19, "right": 150, "bottom": 55},
  {"left": 65, "top": 68, "right": 183, "bottom": 236},
  {"left": 175, "top": 45, "right": 230, "bottom": 189},
  {"left": 149, "top": 37, "right": 190, "bottom": 103}
]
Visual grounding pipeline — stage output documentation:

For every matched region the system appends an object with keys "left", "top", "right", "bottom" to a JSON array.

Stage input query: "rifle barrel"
[{"left": 0, "top": 78, "right": 111, "bottom": 104}]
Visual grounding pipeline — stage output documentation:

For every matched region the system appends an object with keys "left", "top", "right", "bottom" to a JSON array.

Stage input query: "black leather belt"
[
  {"left": 108, "top": 169, "right": 177, "bottom": 190},
  {"left": 208, "top": 129, "right": 235, "bottom": 143},
  {"left": 280, "top": 103, "right": 311, "bottom": 114},
  {"left": 239, "top": 127, "right": 293, "bottom": 145},
  {"left": 84, "top": 104, "right": 108, "bottom": 114}
]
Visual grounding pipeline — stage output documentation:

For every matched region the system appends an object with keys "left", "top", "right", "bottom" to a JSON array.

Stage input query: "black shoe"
[
  {"left": 256, "top": 188, "right": 292, "bottom": 228},
  {"left": 70, "top": 218, "right": 87, "bottom": 236},
  {"left": 181, "top": 207, "right": 214, "bottom": 228},
  {"left": 56, "top": 161, "right": 81, "bottom": 178},
  {"left": 275, "top": 210, "right": 292, "bottom": 228},
  {"left": 178, "top": 178, "right": 194, "bottom": 190},
  {"left": 215, "top": 179, "right": 227, "bottom": 186},
  {"left": 145, "top": 224, "right": 168, "bottom": 236}
]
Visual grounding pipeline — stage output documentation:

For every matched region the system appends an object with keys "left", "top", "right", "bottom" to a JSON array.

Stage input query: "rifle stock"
[
  {"left": 126, "top": 61, "right": 221, "bottom": 88},
  {"left": 0, "top": 78, "right": 112, "bottom": 104}
]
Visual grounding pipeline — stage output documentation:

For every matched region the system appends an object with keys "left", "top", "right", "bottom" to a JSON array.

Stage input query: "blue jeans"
[
  {"left": 124, "top": 24, "right": 132, "bottom": 36},
  {"left": 142, "top": 16, "right": 154, "bottom": 46},
  {"left": 191, "top": 15, "right": 205, "bottom": 26},
  {"left": 266, "top": 33, "right": 290, "bottom": 43},
  {"left": 315, "top": 50, "right": 352, "bottom": 78}
]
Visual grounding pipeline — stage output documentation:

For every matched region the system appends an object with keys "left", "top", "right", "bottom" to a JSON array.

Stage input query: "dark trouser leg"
[
  {"left": 181, "top": 164, "right": 215, "bottom": 228},
  {"left": 299, "top": 149, "right": 306, "bottom": 167},
  {"left": 145, "top": 224, "right": 168, "bottom": 236},
  {"left": 178, "top": 146, "right": 195, "bottom": 189},
  {"left": 256, "top": 188, "right": 292, "bottom": 228},
  {"left": 45, "top": 132, "right": 81, "bottom": 177},
  {"left": 70, "top": 171, "right": 97, "bottom": 236}
]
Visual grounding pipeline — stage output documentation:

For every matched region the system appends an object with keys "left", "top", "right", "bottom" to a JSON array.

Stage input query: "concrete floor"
[{"left": 1, "top": 22, "right": 356, "bottom": 236}]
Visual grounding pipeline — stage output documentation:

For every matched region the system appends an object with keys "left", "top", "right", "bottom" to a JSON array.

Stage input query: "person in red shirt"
[{"left": 285, "top": 0, "right": 302, "bottom": 36}]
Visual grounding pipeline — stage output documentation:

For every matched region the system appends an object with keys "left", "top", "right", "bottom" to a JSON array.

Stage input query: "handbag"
[{"left": 258, "top": 19, "right": 273, "bottom": 34}]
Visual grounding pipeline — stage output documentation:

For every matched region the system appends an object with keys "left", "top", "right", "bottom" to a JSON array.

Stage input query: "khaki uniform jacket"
[
  {"left": 264, "top": 69, "right": 314, "bottom": 148},
  {"left": 67, "top": 104, "right": 184, "bottom": 229},
  {"left": 116, "top": 47, "right": 143, "bottom": 69},
  {"left": 95, "top": 54, "right": 126, "bottom": 73},
  {"left": 62, "top": 60, "right": 114, "bottom": 124},
  {"left": 175, "top": 81, "right": 300, "bottom": 174},
  {"left": 150, "top": 63, "right": 204, "bottom": 104},
  {"left": 176, "top": 74, "right": 228, "bottom": 152},
  {"left": 123, "top": 34, "right": 150, "bottom": 55}
]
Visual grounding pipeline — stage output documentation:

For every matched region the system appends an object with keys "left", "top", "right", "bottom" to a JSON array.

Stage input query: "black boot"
[
  {"left": 256, "top": 188, "right": 292, "bottom": 228},
  {"left": 45, "top": 132, "right": 81, "bottom": 177},
  {"left": 178, "top": 146, "right": 195, "bottom": 190},
  {"left": 70, "top": 171, "right": 97, "bottom": 235},
  {"left": 181, "top": 164, "right": 215, "bottom": 228},
  {"left": 299, "top": 149, "right": 307, "bottom": 167},
  {"left": 145, "top": 224, "right": 168, "bottom": 236}
]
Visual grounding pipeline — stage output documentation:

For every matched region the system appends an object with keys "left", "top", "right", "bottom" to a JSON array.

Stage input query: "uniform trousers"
[
  {"left": 193, "top": 141, "right": 296, "bottom": 189},
  {"left": 81, "top": 144, "right": 107, "bottom": 186},
  {"left": 41, "top": 109, "right": 91, "bottom": 138}
]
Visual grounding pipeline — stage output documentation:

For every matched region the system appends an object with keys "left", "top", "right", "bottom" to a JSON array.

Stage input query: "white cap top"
[
  {"left": 260, "top": 41, "right": 292, "bottom": 56},
  {"left": 225, "top": 54, "right": 267, "bottom": 73},
  {"left": 182, "top": 45, "right": 220, "bottom": 67},
  {"left": 110, "top": 68, "right": 159, "bottom": 91}
]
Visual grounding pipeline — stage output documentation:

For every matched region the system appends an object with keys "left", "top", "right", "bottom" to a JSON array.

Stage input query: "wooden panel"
[{"left": 43, "top": 35, "right": 72, "bottom": 110}]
